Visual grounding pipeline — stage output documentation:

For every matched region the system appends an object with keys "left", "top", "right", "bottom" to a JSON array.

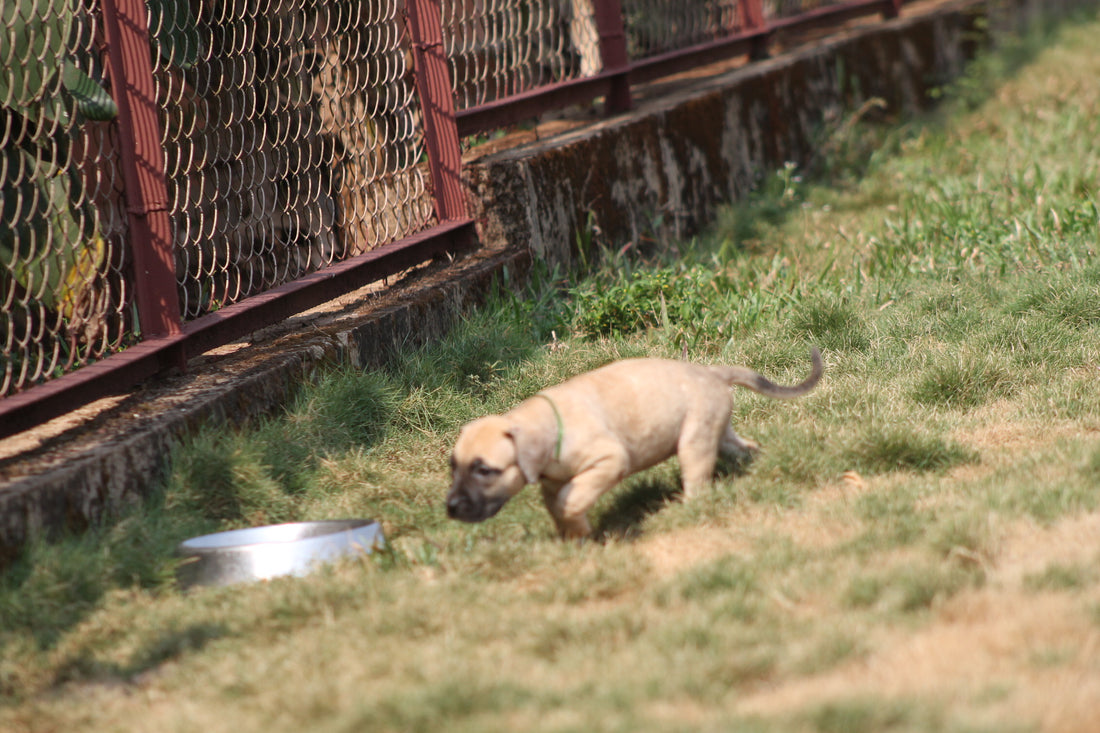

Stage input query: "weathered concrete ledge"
[{"left": 0, "top": 0, "right": 1071, "bottom": 563}]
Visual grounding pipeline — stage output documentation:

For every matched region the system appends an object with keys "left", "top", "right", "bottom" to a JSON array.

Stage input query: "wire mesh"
[
  {"left": 765, "top": 0, "right": 852, "bottom": 20},
  {"left": 444, "top": 0, "right": 603, "bottom": 111},
  {"left": 621, "top": 0, "right": 751, "bottom": 60},
  {"left": 1, "top": 0, "right": 131, "bottom": 398},
  {"left": 154, "top": 0, "right": 436, "bottom": 320}
]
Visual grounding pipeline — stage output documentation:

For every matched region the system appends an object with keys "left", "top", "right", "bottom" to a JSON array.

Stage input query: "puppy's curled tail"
[{"left": 710, "top": 347, "right": 823, "bottom": 399}]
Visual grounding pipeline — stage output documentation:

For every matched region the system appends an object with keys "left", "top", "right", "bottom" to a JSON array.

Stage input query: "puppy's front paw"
[{"left": 555, "top": 515, "right": 593, "bottom": 540}]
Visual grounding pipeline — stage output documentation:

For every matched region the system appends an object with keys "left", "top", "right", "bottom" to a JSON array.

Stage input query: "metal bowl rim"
[{"left": 176, "top": 519, "right": 380, "bottom": 555}]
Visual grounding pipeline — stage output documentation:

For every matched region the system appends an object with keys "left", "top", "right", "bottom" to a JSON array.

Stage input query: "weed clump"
[
  {"left": 567, "top": 260, "right": 773, "bottom": 349},
  {"left": 809, "top": 697, "right": 941, "bottom": 733},
  {"left": 911, "top": 355, "right": 1016, "bottom": 408},
  {"left": 1024, "top": 562, "right": 1095, "bottom": 592},
  {"left": 842, "top": 563, "right": 983, "bottom": 613},
  {"left": 845, "top": 425, "right": 978, "bottom": 475},
  {"left": 166, "top": 430, "right": 295, "bottom": 526},
  {"left": 787, "top": 294, "right": 872, "bottom": 352},
  {"left": 569, "top": 266, "right": 688, "bottom": 338}
]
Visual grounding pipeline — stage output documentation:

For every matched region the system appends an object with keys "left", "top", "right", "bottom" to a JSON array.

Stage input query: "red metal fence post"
[
  {"left": 593, "top": 0, "right": 632, "bottom": 113},
  {"left": 99, "top": 0, "right": 182, "bottom": 340},
  {"left": 407, "top": 0, "right": 467, "bottom": 222},
  {"left": 741, "top": 0, "right": 766, "bottom": 29},
  {"left": 740, "top": 0, "right": 769, "bottom": 59}
]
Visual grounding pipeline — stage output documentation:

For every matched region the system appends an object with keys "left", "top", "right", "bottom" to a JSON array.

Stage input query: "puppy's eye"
[{"left": 474, "top": 464, "right": 501, "bottom": 479}]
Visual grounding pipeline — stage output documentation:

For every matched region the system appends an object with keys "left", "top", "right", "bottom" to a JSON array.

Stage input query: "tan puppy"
[{"left": 447, "top": 348, "right": 823, "bottom": 538}]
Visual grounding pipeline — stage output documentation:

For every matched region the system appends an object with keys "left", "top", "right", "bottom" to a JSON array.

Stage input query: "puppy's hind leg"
[
  {"left": 677, "top": 423, "right": 724, "bottom": 501},
  {"left": 716, "top": 423, "right": 760, "bottom": 475}
]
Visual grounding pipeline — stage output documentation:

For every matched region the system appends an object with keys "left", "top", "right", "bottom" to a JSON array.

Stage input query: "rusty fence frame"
[
  {"left": 454, "top": 0, "right": 908, "bottom": 137},
  {"left": 0, "top": 0, "right": 911, "bottom": 440}
]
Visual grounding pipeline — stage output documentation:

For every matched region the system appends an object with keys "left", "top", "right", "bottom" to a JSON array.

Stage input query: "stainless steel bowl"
[{"left": 176, "top": 519, "right": 385, "bottom": 588}]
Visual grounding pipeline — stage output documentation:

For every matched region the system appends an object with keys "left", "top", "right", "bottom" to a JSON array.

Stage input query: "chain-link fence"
[
  {"left": 766, "top": 1, "right": 853, "bottom": 19},
  {"left": 622, "top": 0, "right": 752, "bottom": 60},
  {"left": 155, "top": 0, "right": 436, "bottom": 321},
  {"left": 444, "top": 0, "right": 603, "bottom": 110},
  {"left": 2, "top": 0, "right": 132, "bottom": 397},
  {"left": 2, "top": 0, "right": 441, "bottom": 400},
  {"left": 2, "top": 0, "right": 907, "bottom": 422}
]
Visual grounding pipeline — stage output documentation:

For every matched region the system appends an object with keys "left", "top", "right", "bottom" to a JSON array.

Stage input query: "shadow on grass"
[
  {"left": 55, "top": 623, "right": 230, "bottom": 687},
  {"left": 592, "top": 447, "right": 762, "bottom": 540},
  {"left": 593, "top": 450, "right": 759, "bottom": 540},
  {"left": 594, "top": 478, "right": 682, "bottom": 541}
]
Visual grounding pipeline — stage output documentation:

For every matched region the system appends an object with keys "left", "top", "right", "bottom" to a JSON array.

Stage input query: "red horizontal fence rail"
[
  {"left": 627, "top": 0, "right": 771, "bottom": 90},
  {"left": 768, "top": 0, "right": 903, "bottom": 34},
  {"left": 0, "top": 221, "right": 473, "bottom": 439},
  {"left": 457, "top": 0, "right": 915, "bottom": 139},
  {"left": 1, "top": 0, "right": 911, "bottom": 441}
]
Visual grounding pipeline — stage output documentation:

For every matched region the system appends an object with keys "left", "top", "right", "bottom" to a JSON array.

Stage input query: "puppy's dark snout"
[{"left": 446, "top": 491, "right": 469, "bottom": 519}]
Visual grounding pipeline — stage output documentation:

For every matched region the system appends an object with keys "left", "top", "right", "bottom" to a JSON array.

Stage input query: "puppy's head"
[{"left": 446, "top": 415, "right": 534, "bottom": 523}]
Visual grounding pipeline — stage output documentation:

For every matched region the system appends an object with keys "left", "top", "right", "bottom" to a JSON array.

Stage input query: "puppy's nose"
[{"left": 446, "top": 493, "right": 465, "bottom": 518}]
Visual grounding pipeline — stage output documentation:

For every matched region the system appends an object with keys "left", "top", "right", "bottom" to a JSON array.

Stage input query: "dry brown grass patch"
[{"left": 736, "top": 512, "right": 1100, "bottom": 730}]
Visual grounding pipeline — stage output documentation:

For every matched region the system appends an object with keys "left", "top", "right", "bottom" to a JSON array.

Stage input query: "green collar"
[{"left": 532, "top": 393, "right": 564, "bottom": 460}]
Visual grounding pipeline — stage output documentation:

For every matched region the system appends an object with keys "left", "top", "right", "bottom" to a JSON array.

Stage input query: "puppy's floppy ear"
[{"left": 505, "top": 424, "right": 544, "bottom": 484}]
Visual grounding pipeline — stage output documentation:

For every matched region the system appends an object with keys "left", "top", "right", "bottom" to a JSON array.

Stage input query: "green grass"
[
  {"left": 5, "top": 9, "right": 1100, "bottom": 733},
  {"left": 807, "top": 697, "right": 943, "bottom": 733},
  {"left": 1023, "top": 561, "right": 1096, "bottom": 592}
]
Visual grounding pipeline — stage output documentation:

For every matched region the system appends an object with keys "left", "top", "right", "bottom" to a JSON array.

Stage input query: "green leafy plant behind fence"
[{"left": 0, "top": 0, "right": 122, "bottom": 393}]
